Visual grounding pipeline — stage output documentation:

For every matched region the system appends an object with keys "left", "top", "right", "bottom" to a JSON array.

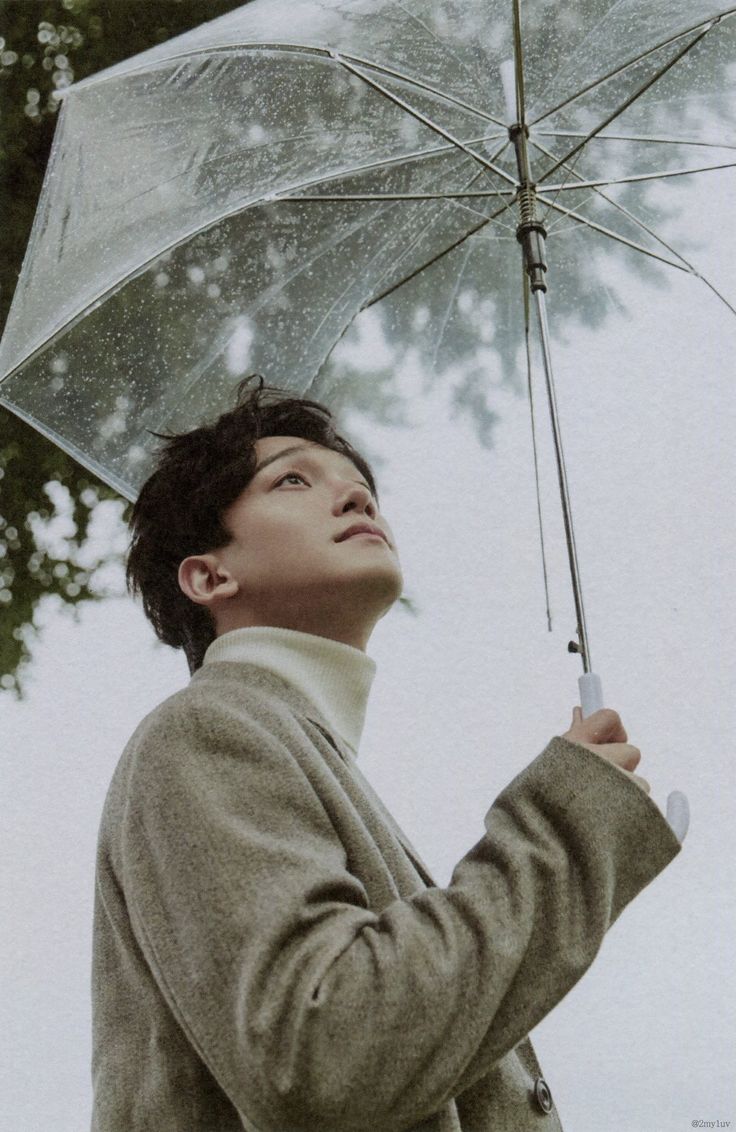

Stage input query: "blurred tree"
[{"left": 0, "top": 0, "right": 246, "bottom": 694}]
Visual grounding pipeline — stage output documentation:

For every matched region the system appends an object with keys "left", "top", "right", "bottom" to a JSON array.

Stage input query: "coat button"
[{"left": 533, "top": 1076, "right": 553, "bottom": 1114}]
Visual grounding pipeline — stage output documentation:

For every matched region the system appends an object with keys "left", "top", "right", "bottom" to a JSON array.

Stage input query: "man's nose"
[{"left": 335, "top": 482, "right": 376, "bottom": 518}]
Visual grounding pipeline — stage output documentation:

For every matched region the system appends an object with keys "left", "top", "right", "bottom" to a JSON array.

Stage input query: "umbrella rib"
[
  {"left": 69, "top": 40, "right": 508, "bottom": 130},
  {"left": 0, "top": 397, "right": 138, "bottom": 503},
  {"left": 1, "top": 171, "right": 432, "bottom": 386},
  {"left": 430, "top": 242, "right": 474, "bottom": 369},
  {"left": 536, "top": 129, "right": 736, "bottom": 151},
  {"left": 105, "top": 127, "right": 504, "bottom": 218},
  {"left": 266, "top": 131, "right": 510, "bottom": 199},
  {"left": 249, "top": 201, "right": 414, "bottom": 320},
  {"left": 332, "top": 54, "right": 519, "bottom": 188},
  {"left": 356, "top": 157, "right": 521, "bottom": 305},
  {"left": 0, "top": 137, "right": 516, "bottom": 389},
  {"left": 340, "top": 50, "right": 509, "bottom": 128},
  {"left": 390, "top": 0, "right": 490, "bottom": 110},
  {"left": 543, "top": 160, "right": 736, "bottom": 192},
  {"left": 543, "top": 192, "right": 600, "bottom": 236},
  {"left": 64, "top": 42, "right": 346, "bottom": 92},
  {"left": 540, "top": 199, "right": 736, "bottom": 319},
  {"left": 290, "top": 190, "right": 517, "bottom": 201},
  {"left": 311, "top": 208, "right": 447, "bottom": 348},
  {"left": 535, "top": 23, "right": 717, "bottom": 184},
  {"left": 437, "top": 141, "right": 521, "bottom": 233},
  {"left": 280, "top": 140, "right": 518, "bottom": 215},
  {"left": 534, "top": 137, "right": 656, "bottom": 245},
  {"left": 589, "top": 208, "right": 736, "bottom": 315},
  {"left": 307, "top": 46, "right": 510, "bottom": 129},
  {"left": 529, "top": 8, "right": 736, "bottom": 128},
  {"left": 306, "top": 173, "right": 484, "bottom": 355},
  {"left": 4, "top": 133, "right": 509, "bottom": 384},
  {"left": 4, "top": 153, "right": 514, "bottom": 397},
  {"left": 536, "top": 193, "right": 694, "bottom": 271},
  {"left": 364, "top": 199, "right": 513, "bottom": 311},
  {"left": 294, "top": 148, "right": 521, "bottom": 319},
  {"left": 294, "top": 46, "right": 507, "bottom": 128},
  {"left": 531, "top": 136, "right": 736, "bottom": 316},
  {"left": 275, "top": 140, "right": 516, "bottom": 208}
]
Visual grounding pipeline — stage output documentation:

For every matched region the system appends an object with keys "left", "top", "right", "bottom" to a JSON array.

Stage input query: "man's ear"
[{"left": 177, "top": 553, "right": 239, "bottom": 608}]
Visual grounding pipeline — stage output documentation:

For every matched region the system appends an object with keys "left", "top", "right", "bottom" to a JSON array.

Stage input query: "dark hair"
[{"left": 126, "top": 375, "right": 377, "bottom": 675}]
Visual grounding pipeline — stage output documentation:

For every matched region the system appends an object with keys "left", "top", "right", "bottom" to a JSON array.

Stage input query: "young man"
[{"left": 91, "top": 376, "right": 681, "bottom": 1131}]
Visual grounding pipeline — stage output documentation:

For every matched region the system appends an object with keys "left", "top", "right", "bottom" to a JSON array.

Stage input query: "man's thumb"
[{"left": 572, "top": 706, "right": 582, "bottom": 723}]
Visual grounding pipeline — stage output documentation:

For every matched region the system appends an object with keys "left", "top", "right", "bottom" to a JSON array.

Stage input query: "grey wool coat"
[{"left": 91, "top": 660, "right": 681, "bottom": 1132}]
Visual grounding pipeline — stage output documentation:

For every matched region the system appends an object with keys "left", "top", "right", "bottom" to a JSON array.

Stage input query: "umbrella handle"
[
  {"left": 578, "top": 672, "right": 689, "bottom": 843},
  {"left": 578, "top": 672, "right": 604, "bottom": 717}
]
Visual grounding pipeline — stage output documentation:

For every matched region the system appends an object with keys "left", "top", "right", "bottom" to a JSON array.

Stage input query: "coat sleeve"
[{"left": 117, "top": 693, "right": 681, "bottom": 1132}]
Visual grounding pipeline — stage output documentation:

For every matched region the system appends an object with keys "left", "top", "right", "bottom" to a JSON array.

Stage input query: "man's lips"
[{"left": 335, "top": 522, "right": 389, "bottom": 544}]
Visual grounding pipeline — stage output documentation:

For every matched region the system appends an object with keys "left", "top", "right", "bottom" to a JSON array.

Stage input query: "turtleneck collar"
[{"left": 202, "top": 626, "right": 376, "bottom": 758}]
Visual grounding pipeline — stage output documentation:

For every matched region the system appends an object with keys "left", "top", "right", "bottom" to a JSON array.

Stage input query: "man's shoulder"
[
  {"left": 128, "top": 663, "right": 298, "bottom": 737},
  {"left": 108, "top": 662, "right": 321, "bottom": 803}
]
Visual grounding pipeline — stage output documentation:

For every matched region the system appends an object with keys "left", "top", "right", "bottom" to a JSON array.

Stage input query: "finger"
[
  {"left": 572, "top": 706, "right": 582, "bottom": 724},
  {"left": 586, "top": 743, "right": 641, "bottom": 770},
  {"left": 620, "top": 745, "right": 641, "bottom": 772},
  {"left": 587, "top": 708, "right": 628, "bottom": 744},
  {"left": 629, "top": 772, "right": 650, "bottom": 795}
]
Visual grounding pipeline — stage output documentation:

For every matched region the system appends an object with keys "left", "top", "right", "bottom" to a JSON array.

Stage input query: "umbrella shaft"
[
  {"left": 510, "top": 125, "right": 548, "bottom": 292},
  {"left": 533, "top": 290, "right": 594, "bottom": 674}
]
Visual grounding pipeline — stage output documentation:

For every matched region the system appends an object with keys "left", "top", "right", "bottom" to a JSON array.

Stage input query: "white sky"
[{"left": 2, "top": 165, "right": 735, "bottom": 1132}]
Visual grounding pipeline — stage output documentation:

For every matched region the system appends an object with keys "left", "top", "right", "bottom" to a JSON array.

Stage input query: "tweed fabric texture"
[{"left": 91, "top": 661, "right": 681, "bottom": 1131}]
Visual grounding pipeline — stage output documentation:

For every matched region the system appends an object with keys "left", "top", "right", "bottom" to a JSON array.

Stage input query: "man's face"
[{"left": 210, "top": 435, "right": 403, "bottom": 637}]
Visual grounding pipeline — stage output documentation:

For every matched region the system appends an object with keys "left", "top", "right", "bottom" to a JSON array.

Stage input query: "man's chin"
[
  {"left": 366, "top": 569, "right": 405, "bottom": 616},
  {"left": 330, "top": 563, "right": 403, "bottom": 613}
]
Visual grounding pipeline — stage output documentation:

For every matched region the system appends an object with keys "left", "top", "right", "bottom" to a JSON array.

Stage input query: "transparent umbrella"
[{"left": 1, "top": 0, "right": 734, "bottom": 830}]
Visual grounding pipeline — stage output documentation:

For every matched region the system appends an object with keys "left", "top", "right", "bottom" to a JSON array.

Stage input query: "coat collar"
[{"left": 189, "top": 660, "right": 438, "bottom": 887}]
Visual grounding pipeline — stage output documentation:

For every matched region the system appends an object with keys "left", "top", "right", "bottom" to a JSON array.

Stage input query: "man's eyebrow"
[{"left": 252, "top": 445, "right": 311, "bottom": 477}]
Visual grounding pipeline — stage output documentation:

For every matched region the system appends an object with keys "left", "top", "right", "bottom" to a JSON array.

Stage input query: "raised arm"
[{"left": 113, "top": 695, "right": 680, "bottom": 1132}]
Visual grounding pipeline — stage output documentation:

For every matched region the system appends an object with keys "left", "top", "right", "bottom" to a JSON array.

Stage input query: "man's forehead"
[{"left": 253, "top": 435, "right": 317, "bottom": 460}]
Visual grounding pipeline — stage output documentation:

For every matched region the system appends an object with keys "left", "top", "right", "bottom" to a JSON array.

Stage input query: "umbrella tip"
[{"left": 665, "top": 790, "right": 690, "bottom": 843}]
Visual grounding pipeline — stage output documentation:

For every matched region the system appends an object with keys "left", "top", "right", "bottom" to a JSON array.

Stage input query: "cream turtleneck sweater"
[{"left": 202, "top": 626, "right": 376, "bottom": 758}]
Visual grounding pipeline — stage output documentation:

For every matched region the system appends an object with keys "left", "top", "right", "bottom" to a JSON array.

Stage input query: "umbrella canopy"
[{"left": 0, "top": 0, "right": 734, "bottom": 499}]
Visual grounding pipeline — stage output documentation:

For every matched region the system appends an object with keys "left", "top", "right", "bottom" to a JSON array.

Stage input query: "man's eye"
[{"left": 275, "top": 471, "right": 309, "bottom": 486}]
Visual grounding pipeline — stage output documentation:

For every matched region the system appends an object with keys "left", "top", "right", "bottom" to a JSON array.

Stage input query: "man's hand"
[{"left": 562, "top": 707, "right": 650, "bottom": 794}]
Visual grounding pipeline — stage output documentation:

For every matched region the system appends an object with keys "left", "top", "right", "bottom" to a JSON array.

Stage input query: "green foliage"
[
  {"left": 0, "top": 0, "right": 246, "bottom": 695},
  {"left": 0, "top": 411, "right": 129, "bottom": 694}
]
